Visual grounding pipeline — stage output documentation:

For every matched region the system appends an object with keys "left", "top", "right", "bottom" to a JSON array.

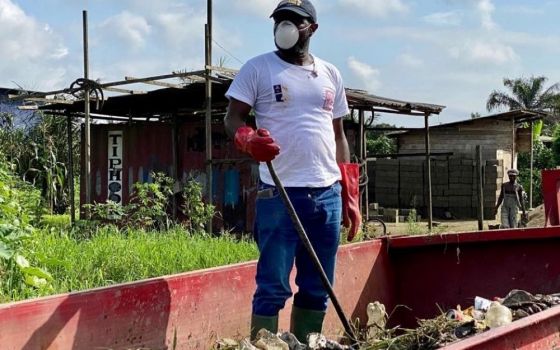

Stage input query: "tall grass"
[{"left": 2, "top": 226, "right": 258, "bottom": 302}]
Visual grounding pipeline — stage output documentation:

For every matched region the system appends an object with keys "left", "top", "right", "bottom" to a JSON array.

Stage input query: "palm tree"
[{"left": 487, "top": 76, "right": 560, "bottom": 125}]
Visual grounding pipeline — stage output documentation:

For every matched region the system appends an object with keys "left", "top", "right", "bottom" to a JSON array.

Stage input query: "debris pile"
[
  {"left": 357, "top": 289, "right": 560, "bottom": 349},
  {"left": 214, "top": 329, "right": 350, "bottom": 350},
  {"left": 214, "top": 290, "right": 560, "bottom": 350}
]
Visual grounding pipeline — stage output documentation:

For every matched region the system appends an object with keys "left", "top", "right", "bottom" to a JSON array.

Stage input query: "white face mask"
[{"left": 274, "top": 20, "right": 311, "bottom": 50}]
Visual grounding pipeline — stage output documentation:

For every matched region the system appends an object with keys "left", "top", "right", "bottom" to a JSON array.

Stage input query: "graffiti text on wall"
[{"left": 108, "top": 131, "right": 123, "bottom": 204}]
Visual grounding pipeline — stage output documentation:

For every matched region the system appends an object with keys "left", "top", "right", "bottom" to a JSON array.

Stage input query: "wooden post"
[
  {"left": 425, "top": 113, "right": 432, "bottom": 231},
  {"left": 529, "top": 120, "right": 534, "bottom": 209},
  {"left": 205, "top": 0, "right": 213, "bottom": 233},
  {"left": 82, "top": 10, "right": 91, "bottom": 216},
  {"left": 67, "top": 115, "right": 75, "bottom": 224},
  {"left": 476, "top": 145, "right": 484, "bottom": 230},
  {"left": 358, "top": 109, "right": 365, "bottom": 217},
  {"left": 171, "top": 116, "right": 179, "bottom": 220},
  {"left": 511, "top": 116, "right": 515, "bottom": 170}
]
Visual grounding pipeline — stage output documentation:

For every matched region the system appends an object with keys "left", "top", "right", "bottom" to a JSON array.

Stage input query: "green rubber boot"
[
  {"left": 250, "top": 314, "right": 278, "bottom": 340},
  {"left": 290, "top": 306, "right": 326, "bottom": 343}
]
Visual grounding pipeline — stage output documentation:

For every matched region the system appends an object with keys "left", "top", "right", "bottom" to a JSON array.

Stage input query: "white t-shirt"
[{"left": 226, "top": 51, "right": 350, "bottom": 187}]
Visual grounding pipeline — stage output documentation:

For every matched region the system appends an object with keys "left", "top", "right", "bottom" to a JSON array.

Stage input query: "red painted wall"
[{"left": 80, "top": 121, "right": 256, "bottom": 231}]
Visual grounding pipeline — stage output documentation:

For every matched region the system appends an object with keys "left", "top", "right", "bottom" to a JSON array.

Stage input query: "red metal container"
[
  {"left": 542, "top": 169, "right": 560, "bottom": 226},
  {"left": 1, "top": 227, "right": 559, "bottom": 349}
]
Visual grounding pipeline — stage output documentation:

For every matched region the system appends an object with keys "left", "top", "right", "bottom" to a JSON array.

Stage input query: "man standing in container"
[
  {"left": 494, "top": 169, "right": 526, "bottom": 228},
  {"left": 223, "top": 0, "right": 361, "bottom": 342}
]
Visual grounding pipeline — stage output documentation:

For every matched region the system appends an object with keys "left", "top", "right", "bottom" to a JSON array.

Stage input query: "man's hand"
[
  {"left": 339, "top": 163, "right": 361, "bottom": 241},
  {"left": 234, "top": 126, "right": 280, "bottom": 162}
]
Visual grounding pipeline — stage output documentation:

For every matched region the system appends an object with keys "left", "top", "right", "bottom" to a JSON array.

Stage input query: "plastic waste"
[
  {"left": 474, "top": 296, "right": 492, "bottom": 311},
  {"left": 446, "top": 308, "right": 464, "bottom": 321},
  {"left": 253, "top": 329, "right": 289, "bottom": 350},
  {"left": 307, "top": 333, "right": 350, "bottom": 350},
  {"left": 279, "top": 332, "right": 306, "bottom": 350},
  {"left": 485, "top": 301, "right": 513, "bottom": 328},
  {"left": 366, "top": 301, "right": 387, "bottom": 340}
]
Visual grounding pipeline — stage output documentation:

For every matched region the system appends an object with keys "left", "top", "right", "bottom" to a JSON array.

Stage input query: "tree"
[
  {"left": 487, "top": 76, "right": 560, "bottom": 207},
  {"left": 366, "top": 123, "right": 397, "bottom": 155},
  {"left": 487, "top": 76, "right": 560, "bottom": 112},
  {"left": 486, "top": 76, "right": 560, "bottom": 132}
]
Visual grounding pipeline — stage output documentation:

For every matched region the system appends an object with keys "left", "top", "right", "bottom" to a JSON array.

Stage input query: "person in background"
[
  {"left": 223, "top": 0, "right": 361, "bottom": 342},
  {"left": 495, "top": 169, "right": 526, "bottom": 228}
]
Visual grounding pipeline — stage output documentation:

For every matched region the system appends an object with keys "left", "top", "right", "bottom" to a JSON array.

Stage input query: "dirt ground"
[{"left": 366, "top": 204, "right": 546, "bottom": 237}]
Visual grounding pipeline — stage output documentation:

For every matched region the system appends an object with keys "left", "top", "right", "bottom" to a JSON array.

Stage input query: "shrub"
[
  {"left": 0, "top": 153, "right": 53, "bottom": 299},
  {"left": 85, "top": 172, "right": 215, "bottom": 233}
]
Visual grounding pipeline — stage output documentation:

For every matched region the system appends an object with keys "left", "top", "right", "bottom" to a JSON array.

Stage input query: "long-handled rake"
[{"left": 265, "top": 161, "right": 358, "bottom": 344}]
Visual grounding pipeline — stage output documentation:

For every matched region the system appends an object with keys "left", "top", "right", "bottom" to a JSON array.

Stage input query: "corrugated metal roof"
[
  {"left": 387, "top": 109, "right": 547, "bottom": 137},
  {"left": 345, "top": 88, "right": 446, "bottom": 115},
  {"left": 37, "top": 68, "right": 446, "bottom": 119}
]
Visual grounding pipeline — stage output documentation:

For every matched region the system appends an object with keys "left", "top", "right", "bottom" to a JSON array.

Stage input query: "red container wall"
[
  {"left": 388, "top": 228, "right": 560, "bottom": 329},
  {"left": 542, "top": 169, "right": 560, "bottom": 226},
  {"left": 2, "top": 228, "right": 560, "bottom": 349},
  {"left": 0, "top": 241, "right": 393, "bottom": 350}
]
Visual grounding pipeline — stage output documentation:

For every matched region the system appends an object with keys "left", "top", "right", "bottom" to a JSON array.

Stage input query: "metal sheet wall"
[{"left": 80, "top": 121, "right": 257, "bottom": 231}]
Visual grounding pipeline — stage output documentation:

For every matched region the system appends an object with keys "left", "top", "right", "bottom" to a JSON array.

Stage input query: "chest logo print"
[
  {"left": 323, "top": 89, "right": 334, "bottom": 111},
  {"left": 273, "top": 84, "right": 284, "bottom": 102}
]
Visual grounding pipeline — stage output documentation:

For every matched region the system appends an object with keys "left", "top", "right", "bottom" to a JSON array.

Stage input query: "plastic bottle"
[
  {"left": 366, "top": 301, "right": 387, "bottom": 340},
  {"left": 485, "top": 301, "right": 513, "bottom": 328}
]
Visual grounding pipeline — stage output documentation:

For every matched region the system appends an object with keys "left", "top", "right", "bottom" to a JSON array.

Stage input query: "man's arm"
[
  {"left": 224, "top": 98, "right": 252, "bottom": 139},
  {"left": 224, "top": 98, "right": 280, "bottom": 162},
  {"left": 517, "top": 185, "right": 526, "bottom": 213},
  {"left": 333, "top": 117, "right": 350, "bottom": 163},
  {"left": 494, "top": 184, "right": 504, "bottom": 214}
]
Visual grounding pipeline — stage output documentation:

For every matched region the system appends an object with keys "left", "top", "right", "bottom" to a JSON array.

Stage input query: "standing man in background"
[
  {"left": 223, "top": 0, "right": 361, "bottom": 342},
  {"left": 495, "top": 169, "right": 526, "bottom": 228}
]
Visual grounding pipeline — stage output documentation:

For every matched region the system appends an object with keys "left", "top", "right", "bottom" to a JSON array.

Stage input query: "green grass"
[
  {"left": 2, "top": 226, "right": 258, "bottom": 302},
  {"left": 39, "top": 214, "right": 71, "bottom": 230}
]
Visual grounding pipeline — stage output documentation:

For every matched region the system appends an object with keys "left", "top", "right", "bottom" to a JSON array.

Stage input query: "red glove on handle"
[
  {"left": 339, "top": 163, "right": 361, "bottom": 241},
  {"left": 234, "top": 126, "right": 280, "bottom": 162}
]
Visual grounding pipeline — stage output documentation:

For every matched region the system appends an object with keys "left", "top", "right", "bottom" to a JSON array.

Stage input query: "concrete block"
[
  {"left": 384, "top": 208, "right": 399, "bottom": 217},
  {"left": 449, "top": 196, "right": 472, "bottom": 207},
  {"left": 449, "top": 159, "right": 462, "bottom": 166}
]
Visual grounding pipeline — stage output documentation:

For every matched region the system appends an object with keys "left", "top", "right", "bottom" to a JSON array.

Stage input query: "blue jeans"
[{"left": 252, "top": 181, "right": 342, "bottom": 316}]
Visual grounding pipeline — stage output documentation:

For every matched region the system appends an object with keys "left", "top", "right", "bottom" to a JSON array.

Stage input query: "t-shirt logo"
[
  {"left": 323, "top": 89, "right": 334, "bottom": 111},
  {"left": 273, "top": 84, "right": 284, "bottom": 102}
]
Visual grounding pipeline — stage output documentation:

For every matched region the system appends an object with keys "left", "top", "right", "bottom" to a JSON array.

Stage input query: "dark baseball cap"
[{"left": 270, "top": 0, "right": 317, "bottom": 23}]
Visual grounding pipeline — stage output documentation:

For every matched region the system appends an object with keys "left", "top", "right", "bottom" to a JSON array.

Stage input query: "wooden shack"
[{"left": 371, "top": 110, "right": 542, "bottom": 219}]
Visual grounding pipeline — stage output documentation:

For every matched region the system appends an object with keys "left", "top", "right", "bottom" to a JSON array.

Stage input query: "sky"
[{"left": 1, "top": 0, "right": 560, "bottom": 127}]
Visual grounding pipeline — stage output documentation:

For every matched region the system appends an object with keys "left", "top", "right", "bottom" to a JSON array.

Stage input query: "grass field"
[{"left": 1, "top": 223, "right": 258, "bottom": 303}]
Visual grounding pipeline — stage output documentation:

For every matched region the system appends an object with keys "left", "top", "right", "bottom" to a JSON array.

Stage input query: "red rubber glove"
[
  {"left": 234, "top": 126, "right": 280, "bottom": 162},
  {"left": 339, "top": 163, "right": 361, "bottom": 241}
]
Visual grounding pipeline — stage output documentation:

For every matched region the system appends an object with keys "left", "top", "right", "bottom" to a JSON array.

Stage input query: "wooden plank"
[
  {"left": 124, "top": 76, "right": 184, "bottom": 89},
  {"left": 25, "top": 97, "right": 75, "bottom": 104},
  {"left": 101, "top": 86, "right": 146, "bottom": 94}
]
